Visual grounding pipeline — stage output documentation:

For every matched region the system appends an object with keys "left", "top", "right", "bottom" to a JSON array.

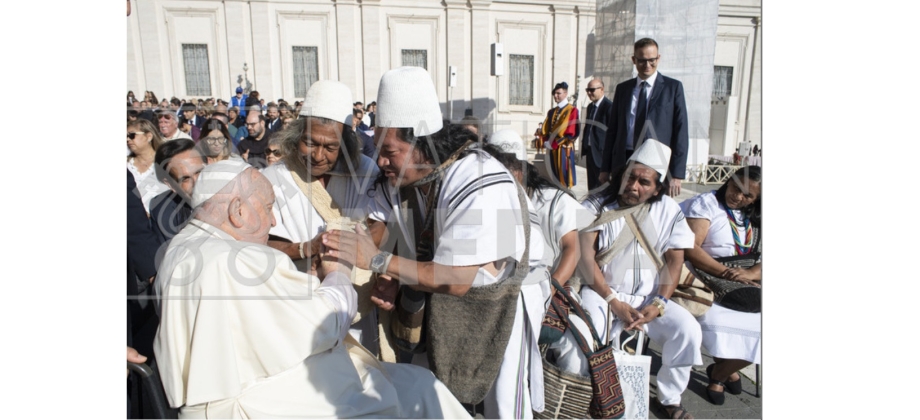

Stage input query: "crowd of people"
[{"left": 127, "top": 37, "right": 762, "bottom": 420}]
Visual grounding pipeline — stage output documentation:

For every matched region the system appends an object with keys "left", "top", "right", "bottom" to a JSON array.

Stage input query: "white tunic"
[
  {"left": 581, "top": 195, "right": 695, "bottom": 308},
  {"left": 153, "top": 220, "right": 470, "bottom": 419},
  {"left": 261, "top": 156, "right": 379, "bottom": 243},
  {"left": 578, "top": 195, "right": 702, "bottom": 406},
  {"left": 127, "top": 158, "right": 169, "bottom": 213},
  {"left": 368, "top": 150, "right": 547, "bottom": 416},
  {"left": 680, "top": 191, "right": 761, "bottom": 364},
  {"left": 530, "top": 187, "right": 596, "bottom": 271}
]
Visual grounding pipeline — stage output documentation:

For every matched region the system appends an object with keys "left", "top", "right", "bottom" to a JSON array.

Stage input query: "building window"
[
  {"left": 182, "top": 44, "right": 211, "bottom": 96},
  {"left": 293, "top": 46, "right": 319, "bottom": 98},
  {"left": 401, "top": 49, "right": 427, "bottom": 70},
  {"left": 509, "top": 54, "right": 534, "bottom": 106},
  {"left": 713, "top": 66, "right": 733, "bottom": 97}
]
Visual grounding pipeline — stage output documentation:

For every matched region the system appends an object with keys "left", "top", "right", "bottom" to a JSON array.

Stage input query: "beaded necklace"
[{"left": 724, "top": 205, "right": 753, "bottom": 255}]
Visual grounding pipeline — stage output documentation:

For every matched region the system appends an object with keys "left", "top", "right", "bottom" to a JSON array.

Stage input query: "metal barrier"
[{"left": 701, "top": 164, "right": 743, "bottom": 184}]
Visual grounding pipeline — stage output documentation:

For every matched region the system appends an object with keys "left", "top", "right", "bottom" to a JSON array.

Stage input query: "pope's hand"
[{"left": 371, "top": 274, "right": 399, "bottom": 311}]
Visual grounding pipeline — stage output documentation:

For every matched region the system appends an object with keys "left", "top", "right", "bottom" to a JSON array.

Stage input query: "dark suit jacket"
[
  {"left": 127, "top": 170, "right": 160, "bottom": 290},
  {"left": 581, "top": 96, "right": 613, "bottom": 169},
  {"left": 149, "top": 190, "right": 193, "bottom": 245},
  {"left": 601, "top": 73, "right": 689, "bottom": 179},
  {"left": 267, "top": 118, "right": 282, "bottom": 134}
]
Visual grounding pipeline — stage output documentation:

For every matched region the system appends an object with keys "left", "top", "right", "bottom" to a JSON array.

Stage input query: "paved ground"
[{"left": 527, "top": 152, "right": 762, "bottom": 419}]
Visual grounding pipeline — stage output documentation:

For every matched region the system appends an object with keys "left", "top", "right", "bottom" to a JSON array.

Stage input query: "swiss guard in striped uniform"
[{"left": 541, "top": 81, "right": 579, "bottom": 188}]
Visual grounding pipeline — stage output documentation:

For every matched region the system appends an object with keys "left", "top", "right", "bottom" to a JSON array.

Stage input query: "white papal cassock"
[{"left": 153, "top": 220, "right": 470, "bottom": 419}]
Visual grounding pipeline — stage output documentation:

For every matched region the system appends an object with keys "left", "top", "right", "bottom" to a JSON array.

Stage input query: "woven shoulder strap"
[{"left": 586, "top": 202, "right": 651, "bottom": 267}]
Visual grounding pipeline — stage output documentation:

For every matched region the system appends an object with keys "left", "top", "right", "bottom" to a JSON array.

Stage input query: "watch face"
[{"left": 371, "top": 253, "right": 385, "bottom": 270}]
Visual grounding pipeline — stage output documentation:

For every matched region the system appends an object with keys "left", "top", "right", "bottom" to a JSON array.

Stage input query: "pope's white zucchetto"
[
  {"left": 190, "top": 159, "right": 253, "bottom": 208},
  {"left": 376, "top": 67, "right": 443, "bottom": 136},
  {"left": 628, "top": 139, "right": 672, "bottom": 182},
  {"left": 487, "top": 129, "right": 526, "bottom": 161},
  {"left": 298, "top": 80, "right": 353, "bottom": 125}
]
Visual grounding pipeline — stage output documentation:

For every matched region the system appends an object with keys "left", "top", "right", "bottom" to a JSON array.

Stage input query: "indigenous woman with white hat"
[
  {"left": 260, "top": 80, "right": 384, "bottom": 354},
  {"left": 578, "top": 139, "right": 701, "bottom": 419},
  {"left": 324, "top": 67, "right": 543, "bottom": 418}
]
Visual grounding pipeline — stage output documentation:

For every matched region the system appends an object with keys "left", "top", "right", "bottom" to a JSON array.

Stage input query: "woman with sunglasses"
[
  {"left": 196, "top": 119, "right": 241, "bottom": 165},
  {"left": 127, "top": 119, "right": 169, "bottom": 213},
  {"left": 265, "top": 136, "right": 285, "bottom": 167}
]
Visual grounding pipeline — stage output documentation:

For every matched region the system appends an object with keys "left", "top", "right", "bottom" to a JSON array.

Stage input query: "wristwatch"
[
  {"left": 369, "top": 251, "right": 393, "bottom": 274},
  {"left": 651, "top": 297, "right": 666, "bottom": 318}
]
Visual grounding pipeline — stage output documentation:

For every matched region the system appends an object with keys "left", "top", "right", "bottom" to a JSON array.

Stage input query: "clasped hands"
[
  {"left": 608, "top": 298, "right": 660, "bottom": 331},
  {"left": 321, "top": 226, "right": 398, "bottom": 311}
]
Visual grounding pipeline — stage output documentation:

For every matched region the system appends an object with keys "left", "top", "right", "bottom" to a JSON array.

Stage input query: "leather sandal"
[{"left": 661, "top": 402, "right": 694, "bottom": 419}]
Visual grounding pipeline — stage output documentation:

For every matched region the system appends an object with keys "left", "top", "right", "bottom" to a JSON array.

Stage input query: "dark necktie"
[
  {"left": 633, "top": 81, "right": 648, "bottom": 147},
  {"left": 586, "top": 103, "right": 596, "bottom": 143}
]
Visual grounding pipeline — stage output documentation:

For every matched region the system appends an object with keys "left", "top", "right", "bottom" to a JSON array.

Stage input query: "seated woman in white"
[{"left": 680, "top": 165, "right": 762, "bottom": 405}]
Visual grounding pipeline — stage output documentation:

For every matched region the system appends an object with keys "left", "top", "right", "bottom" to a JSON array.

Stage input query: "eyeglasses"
[
  {"left": 267, "top": 148, "right": 283, "bottom": 157},
  {"left": 634, "top": 56, "right": 659, "bottom": 65},
  {"left": 158, "top": 114, "right": 174, "bottom": 120},
  {"left": 204, "top": 136, "right": 226, "bottom": 144},
  {"left": 127, "top": 132, "right": 145, "bottom": 140},
  {"left": 585, "top": 87, "right": 602, "bottom": 93}
]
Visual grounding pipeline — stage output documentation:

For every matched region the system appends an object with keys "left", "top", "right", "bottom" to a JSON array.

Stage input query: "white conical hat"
[
  {"left": 190, "top": 159, "right": 252, "bottom": 208},
  {"left": 487, "top": 129, "right": 526, "bottom": 161},
  {"left": 299, "top": 80, "right": 353, "bottom": 125},
  {"left": 628, "top": 138, "right": 671, "bottom": 182},
  {"left": 375, "top": 67, "right": 443, "bottom": 136}
]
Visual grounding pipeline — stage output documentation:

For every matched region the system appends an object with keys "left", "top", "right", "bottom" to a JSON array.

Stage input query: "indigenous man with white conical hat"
[
  {"left": 324, "top": 67, "right": 546, "bottom": 418},
  {"left": 579, "top": 139, "right": 702, "bottom": 419},
  {"left": 260, "top": 80, "right": 386, "bottom": 355}
]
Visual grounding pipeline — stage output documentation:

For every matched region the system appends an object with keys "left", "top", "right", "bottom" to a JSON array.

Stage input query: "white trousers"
[{"left": 580, "top": 288, "right": 702, "bottom": 406}]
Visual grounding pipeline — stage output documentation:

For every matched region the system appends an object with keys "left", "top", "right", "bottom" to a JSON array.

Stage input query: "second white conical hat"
[
  {"left": 375, "top": 67, "right": 443, "bottom": 136},
  {"left": 628, "top": 139, "right": 671, "bottom": 182},
  {"left": 299, "top": 80, "right": 353, "bottom": 125},
  {"left": 487, "top": 129, "right": 526, "bottom": 161}
]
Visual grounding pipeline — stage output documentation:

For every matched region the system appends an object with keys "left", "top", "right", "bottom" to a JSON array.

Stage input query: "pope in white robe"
[{"left": 153, "top": 159, "right": 470, "bottom": 419}]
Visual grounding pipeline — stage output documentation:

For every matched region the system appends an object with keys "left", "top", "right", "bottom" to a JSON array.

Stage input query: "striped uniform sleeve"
[{"left": 432, "top": 154, "right": 525, "bottom": 267}]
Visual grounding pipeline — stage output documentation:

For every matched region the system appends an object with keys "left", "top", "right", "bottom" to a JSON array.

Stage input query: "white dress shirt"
[{"left": 626, "top": 71, "right": 658, "bottom": 150}]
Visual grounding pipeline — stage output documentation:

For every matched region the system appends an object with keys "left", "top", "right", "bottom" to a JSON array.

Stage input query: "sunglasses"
[
  {"left": 158, "top": 114, "right": 174, "bottom": 120},
  {"left": 127, "top": 132, "right": 146, "bottom": 140},
  {"left": 585, "top": 87, "right": 601, "bottom": 93},
  {"left": 267, "top": 148, "right": 283, "bottom": 157}
]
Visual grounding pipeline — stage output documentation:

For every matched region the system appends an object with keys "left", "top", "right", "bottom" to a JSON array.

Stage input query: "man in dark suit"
[
  {"left": 181, "top": 103, "right": 205, "bottom": 129},
  {"left": 265, "top": 102, "right": 282, "bottom": 134},
  {"left": 581, "top": 78, "right": 612, "bottom": 190},
  {"left": 599, "top": 38, "right": 689, "bottom": 196}
]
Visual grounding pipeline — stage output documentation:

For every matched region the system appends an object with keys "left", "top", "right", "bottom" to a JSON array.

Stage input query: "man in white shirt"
[
  {"left": 157, "top": 110, "right": 192, "bottom": 141},
  {"left": 599, "top": 38, "right": 689, "bottom": 196},
  {"left": 580, "top": 139, "right": 701, "bottom": 419},
  {"left": 324, "top": 67, "right": 543, "bottom": 418}
]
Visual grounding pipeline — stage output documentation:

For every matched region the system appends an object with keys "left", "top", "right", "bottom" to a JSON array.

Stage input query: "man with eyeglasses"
[
  {"left": 157, "top": 110, "right": 192, "bottom": 141},
  {"left": 599, "top": 37, "right": 689, "bottom": 197},
  {"left": 582, "top": 78, "right": 612, "bottom": 190}
]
